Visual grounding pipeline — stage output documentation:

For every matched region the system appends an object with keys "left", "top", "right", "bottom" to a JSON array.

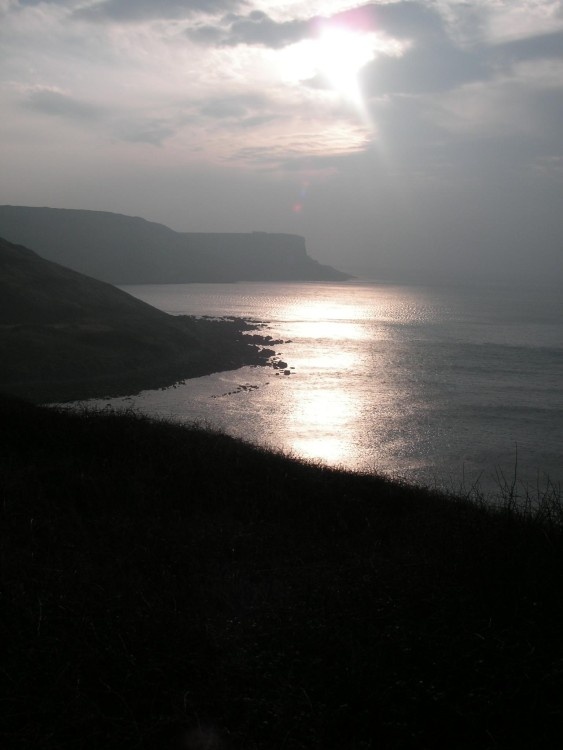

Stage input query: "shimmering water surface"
[{"left": 91, "top": 281, "right": 562, "bottom": 493}]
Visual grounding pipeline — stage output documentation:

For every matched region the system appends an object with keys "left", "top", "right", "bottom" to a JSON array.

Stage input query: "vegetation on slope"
[
  {"left": 0, "top": 236, "right": 276, "bottom": 402},
  {"left": 2, "top": 396, "right": 562, "bottom": 749}
]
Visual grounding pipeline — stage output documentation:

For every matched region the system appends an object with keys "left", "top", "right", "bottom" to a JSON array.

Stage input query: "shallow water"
[{"left": 86, "top": 280, "right": 562, "bottom": 495}]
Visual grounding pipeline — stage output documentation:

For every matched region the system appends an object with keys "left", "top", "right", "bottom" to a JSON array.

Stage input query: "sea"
[{"left": 86, "top": 280, "right": 563, "bottom": 497}]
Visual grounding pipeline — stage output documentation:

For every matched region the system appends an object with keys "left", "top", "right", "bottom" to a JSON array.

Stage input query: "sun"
[
  {"left": 275, "top": 24, "right": 377, "bottom": 107},
  {"left": 313, "top": 25, "right": 376, "bottom": 105}
]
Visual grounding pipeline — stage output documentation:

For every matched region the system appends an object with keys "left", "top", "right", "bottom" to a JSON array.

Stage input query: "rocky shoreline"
[
  {"left": 2, "top": 316, "right": 282, "bottom": 404},
  {"left": 1, "top": 236, "right": 296, "bottom": 404}
]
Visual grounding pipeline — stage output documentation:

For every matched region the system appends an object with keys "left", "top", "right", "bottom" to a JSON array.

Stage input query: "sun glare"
[
  {"left": 276, "top": 24, "right": 377, "bottom": 108},
  {"left": 314, "top": 25, "right": 376, "bottom": 104}
]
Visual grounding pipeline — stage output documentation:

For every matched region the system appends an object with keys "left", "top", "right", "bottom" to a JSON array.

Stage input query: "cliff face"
[{"left": 0, "top": 206, "right": 350, "bottom": 284}]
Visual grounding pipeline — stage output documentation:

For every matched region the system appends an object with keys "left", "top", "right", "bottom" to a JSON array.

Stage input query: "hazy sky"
[{"left": 1, "top": 0, "right": 562, "bottom": 283}]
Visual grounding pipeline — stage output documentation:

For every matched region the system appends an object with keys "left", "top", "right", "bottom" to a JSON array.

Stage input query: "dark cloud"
[
  {"left": 23, "top": 88, "right": 104, "bottom": 120},
  {"left": 187, "top": 2, "right": 487, "bottom": 95},
  {"left": 346, "top": 3, "right": 488, "bottom": 95},
  {"left": 185, "top": 23, "right": 224, "bottom": 45},
  {"left": 336, "top": 1, "right": 443, "bottom": 39},
  {"left": 203, "top": 10, "right": 308, "bottom": 48},
  {"left": 360, "top": 5, "right": 563, "bottom": 97},
  {"left": 361, "top": 39, "right": 489, "bottom": 95},
  {"left": 186, "top": 10, "right": 308, "bottom": 48},
  {"left": 187, "top": 2, "right": 444, "bottom": 49},
  {"left": 492, "top": 30, "right": 563, "bottom": 65},
  {"left": 187, "top": 2, "right": 562, "bottom": 100},
  {"left": 74, "top": 0, "right": 242, "bottom": 23}
]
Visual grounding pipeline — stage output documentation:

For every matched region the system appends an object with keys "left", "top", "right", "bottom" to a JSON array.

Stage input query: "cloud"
[
  {"left": 114, "top": 117, "right": 177, "bottom": 145},
  {"left": 359, "top": 4, "right": 563, "bottom": 97},
  {"left": 188, "top": 9, "right": 309, "bottom": 48},
  {"left": 199, "top": 92, "right": 269, "bottom": 118},
  {"left": 22, "top": 87, "right": 104, "bottom": 121},
  {"left": 350, "top": 3, "right": 489, "bottom": 96},
  {"left": 186, "top": 2, "right": 488, "bottom": 97},
  {"left": 2, "top": 1, "right": 562, "bottom": 285},
  {"left": 344, "top": 1, "right": 443, "bottom": 39},
  {"left": 17, "top": 1, "right": 73, "bottom": 5},
  {"left": 20, "top": 86, "right": 179, "bottom": 145},
  {"left": 74, "top": 0, "right": 242, "bottom": 23},
  {"left": 362, "top": 40, "right": 489, "bottom": 96},
  {"left": 492, "top": 29, "right": 563, "bottom": 65},
  {"left": 186, "top": 2, "right": 563, "bottom": 99},
  {"left": 198, "top": 93, "right": 283, "bottom": 129},
  {"left": 187, "top": 2, "right": 444, "bottom": 50},
  {"left": 483, "top": 0, "right": 563, "bottom": 44}
]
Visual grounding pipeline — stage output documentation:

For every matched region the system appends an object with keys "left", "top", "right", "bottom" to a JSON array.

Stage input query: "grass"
[
  {"left": 452, "top": 447, "right": 563, "bottom": 528},
  {"left": 1, "top": 395, "right": 563, "bottom": 749}
]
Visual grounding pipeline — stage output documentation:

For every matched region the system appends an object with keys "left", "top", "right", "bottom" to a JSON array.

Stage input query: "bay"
[{"left": 88, "top": 280, "right": 563, "bottom": 496}]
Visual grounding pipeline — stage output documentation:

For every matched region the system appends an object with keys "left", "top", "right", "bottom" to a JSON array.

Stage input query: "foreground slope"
[
  {"left": 0, "top": 237, "right": 274, "bottom": 401},
  {"left": 1, "top": 397, "right": 562, "bottom": 749},
  {"left": 0, "top": 205, "right": 350, "bottom": 283}
]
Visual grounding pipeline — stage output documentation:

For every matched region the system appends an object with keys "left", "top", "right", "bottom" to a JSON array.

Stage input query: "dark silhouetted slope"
[
  {"left": 0, "top": 237, "right": 274, "bottom": 401},
  {"left": 2, "top": 397, "right": 563, "bottom": 749},
  {"left": 0, "top": 205, "right": 350, "bottom": 283}
]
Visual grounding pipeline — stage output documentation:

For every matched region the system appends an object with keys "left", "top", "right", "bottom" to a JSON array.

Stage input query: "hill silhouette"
[
  {"left": 0, "top": 236, "right": 275, "bottom": 401},
  {"left": 2, "top": 396, "right": 563, "bottom": 749},
  {"left": 0, "top": 205, "right": 350, "bottom": 284}
]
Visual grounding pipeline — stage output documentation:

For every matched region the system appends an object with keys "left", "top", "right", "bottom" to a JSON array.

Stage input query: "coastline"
[{"left": 0, "top": 315, "right": 279, "bottom": 403}]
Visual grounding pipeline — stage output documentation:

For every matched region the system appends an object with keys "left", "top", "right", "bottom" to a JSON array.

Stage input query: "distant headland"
[{"left": 0, "top": 205, "right": 351, "bottom": 284}]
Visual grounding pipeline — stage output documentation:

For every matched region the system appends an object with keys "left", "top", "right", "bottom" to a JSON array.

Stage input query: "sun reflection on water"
[
  {"left": 291, "top": 436, "right": 351, "bottom": 465},
  {"left": 281, "top": 323, "right": 376, "bottom": 468},
  {"left": 280, "top": 298, "right": 370, "bottom": 341},
  {"left": 277, "top": 297, "right": 372, "bottom": 465},
  {"left": 86, "top": 281, "right": 563, "bottom": 491},
  {"left": 289, "top": 299, "right": 370, "bottom": 321},
  {"left": 291, "top": 319, "right": 367, "bottom": 340},
  {"left": 286, "top": 382, "right": 361, "bottom": 466},
  {"left": 301, "top": 350, "right": 358, "bottom": 370}
]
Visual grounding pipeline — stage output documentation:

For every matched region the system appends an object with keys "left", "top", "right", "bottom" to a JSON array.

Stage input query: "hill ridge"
[
  {"left": 0, "top": 205, "right": 350, "bottom": 284},
  {"left": 0, "top": 235, "right": 276, "bottom": 402}
]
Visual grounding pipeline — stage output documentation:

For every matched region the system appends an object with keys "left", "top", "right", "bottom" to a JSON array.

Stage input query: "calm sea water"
[{"left": 90, "top": 281, "right": 562, "bottom": 495}]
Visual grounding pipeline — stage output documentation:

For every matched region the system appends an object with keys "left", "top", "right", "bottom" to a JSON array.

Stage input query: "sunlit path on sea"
[{"left": 83, "top": 281, "right": 563, "bottom": 496}]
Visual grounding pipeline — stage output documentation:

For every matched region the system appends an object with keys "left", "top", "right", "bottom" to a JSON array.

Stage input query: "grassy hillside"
[
  {"left": 2, "top": 396, "right": 562, "bottom": 749},
  {"left": 0, "top": 206, "right": 350, "bottom": 283},
  {"left": 0, "top": 237, "right": 276, "bottom": 402}
]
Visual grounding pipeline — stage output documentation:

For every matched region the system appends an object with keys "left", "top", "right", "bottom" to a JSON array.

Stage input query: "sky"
[{"left": 1, "top": 0, "right": 563, "bottom": 284}]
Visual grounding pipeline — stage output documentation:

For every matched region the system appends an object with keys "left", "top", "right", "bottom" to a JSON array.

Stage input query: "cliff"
[{"left": 0, "top": 206, "right": 350, "bottom": 284}]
